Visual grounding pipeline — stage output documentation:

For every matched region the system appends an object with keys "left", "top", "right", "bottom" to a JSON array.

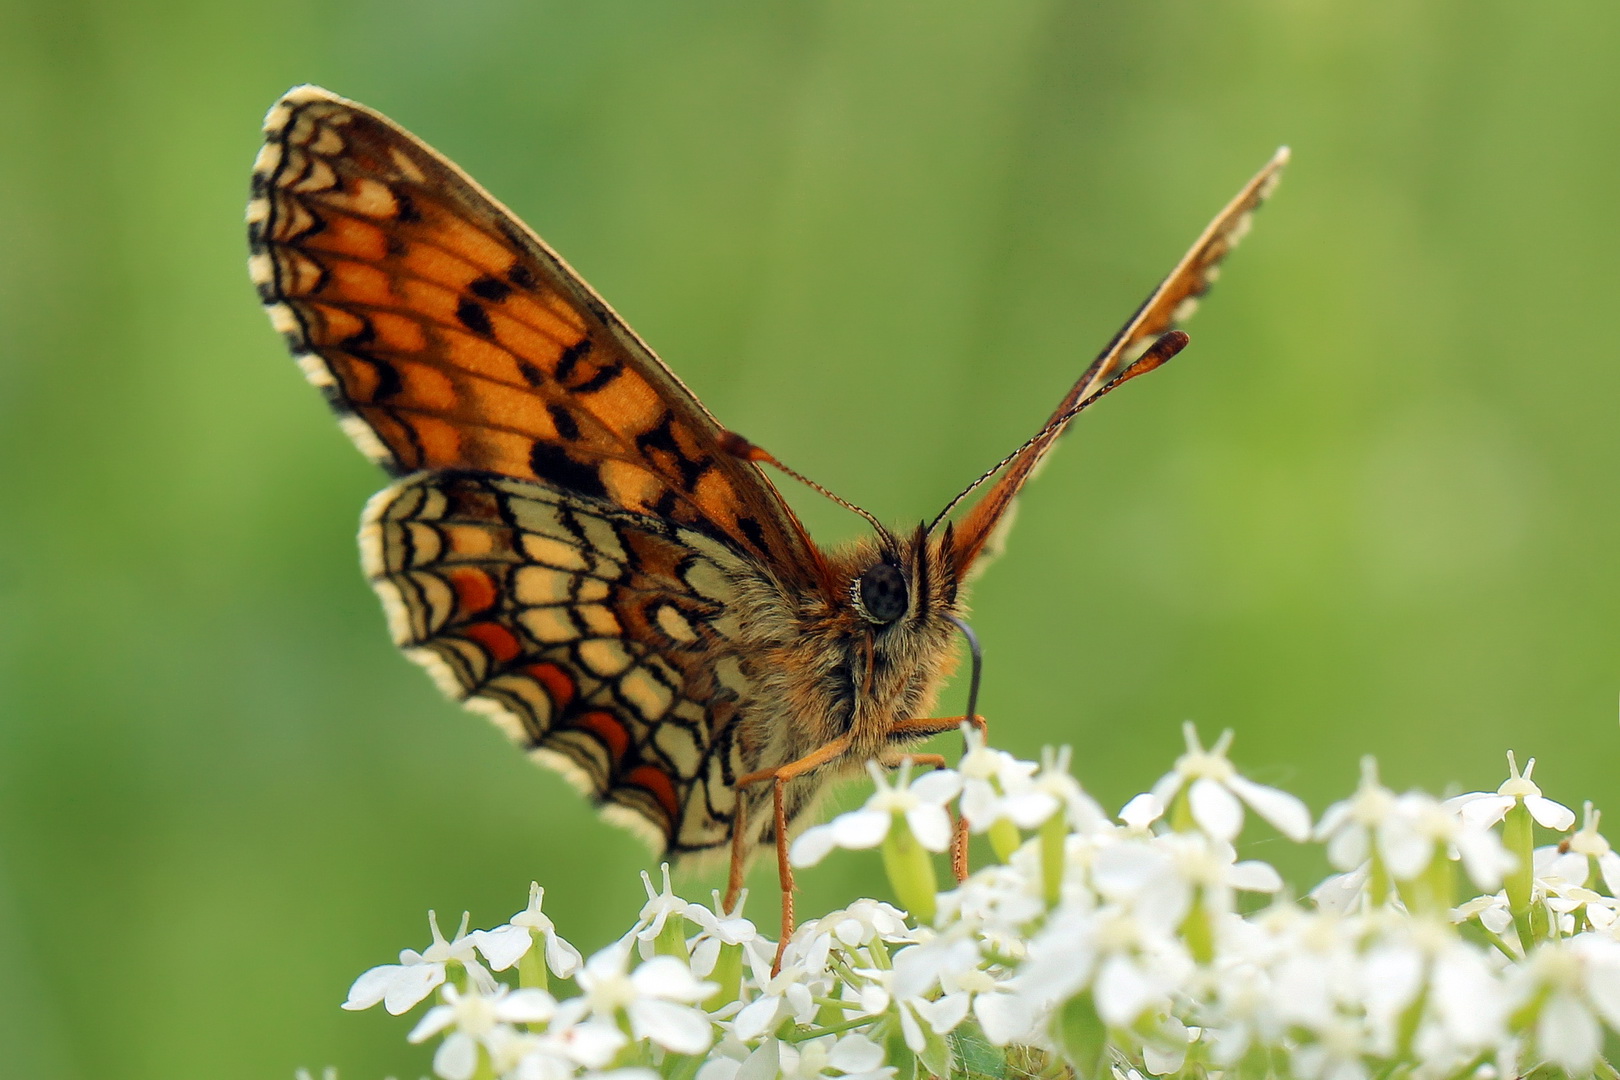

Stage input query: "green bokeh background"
[{"left": 4, "top": 2, "right": 1619, "bottom": 1077}]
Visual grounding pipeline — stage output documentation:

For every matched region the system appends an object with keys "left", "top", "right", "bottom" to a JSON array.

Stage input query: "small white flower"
[
  {"left": 1379, "top": 792, "right": 1514, "bottom": 890},
  {"left": 684, "top": 889, "right": 773, "bottom": 979},
  {"left": 790, "top": 762, "right": 961, "bottom": 866},
  {"left": 633, "top": 864, "right": 691, "bottom": 954},
  {"left": 1540, "top": 802, "right": 1620, "bottom": 895},
  {"left": 731, "top": 962, "right": 818, "bottom": 1041},
  {"left": 407, "top": 983, "right": 555, "bottom": 1080},
  {"left": 956, "top": 725, "right": 1038, "bottom": 830},
  {"left": 1315, "top": 757, "right": 1398, "bottom": 871},
  {"left": 1505, "top": 934, "right": 1620, "bottom": 1074},
  {"left": 572, "top": 939, "right": 717, "bottom": 1054},
  {"left": 1449, "top": 752, "right": 1576, "bottom": 832},
  {"left": 782, "top": 1032, "right": 896, "bottom": 1080},
  {"left": 817, "top": 898, "right": 914, "bottom": 948},
  {"left": 344, "top": 911, "right": 495, "bottom": 1015},
  {"left": 473, "top": 882, "right": 583, "bottom": 979},
  {"left": 1013, "top": 900, "right": 1193, "bottom": 1030},
  {"left": 1149, "top": 723, "right": 1311, "bottom": 842}
]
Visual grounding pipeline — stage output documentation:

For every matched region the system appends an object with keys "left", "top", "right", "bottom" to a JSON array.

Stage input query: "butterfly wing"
[
  {"left": 247, "top": 85, "right": 825, "bottom": 588},
  {"left": 950, "top": 148, "right": 1289, "bottom": 570},
  {"left": 364, "top": 470, "right": 757, "bottom": 853},
  {"left": 246, "top": 86, "right": 833, "bottom": 854}
]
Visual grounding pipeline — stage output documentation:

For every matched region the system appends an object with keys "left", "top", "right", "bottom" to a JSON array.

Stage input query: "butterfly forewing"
[
  {"left": 363, "top": 470, "right": 758, "bottom": 853},
  {"left": 949, "top": 148, "right": 1289, "bottom": 570},
  {"left": 247, "top": 85, "right": 822, "bottom": 584}
]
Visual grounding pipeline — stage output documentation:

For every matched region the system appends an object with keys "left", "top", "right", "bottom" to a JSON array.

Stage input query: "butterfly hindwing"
[
  {"left": 363, "top": 470, "right": 764, "bottom": 853},
  {"left": 247, "top": 85, "right": 821, "bottom": 584}
]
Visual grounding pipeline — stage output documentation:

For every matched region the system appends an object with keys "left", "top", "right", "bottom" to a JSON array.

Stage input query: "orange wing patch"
[
  {"left": 361, "top": 470, "right": 759, "bottom": 854},
  {"left": 248, "top": 86, "right": 824, "bottom": 585}
]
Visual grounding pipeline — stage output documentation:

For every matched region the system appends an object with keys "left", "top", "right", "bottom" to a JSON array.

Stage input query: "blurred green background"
[{"left": 3, "top": 1, "right": 1619, "bottom": 1076}]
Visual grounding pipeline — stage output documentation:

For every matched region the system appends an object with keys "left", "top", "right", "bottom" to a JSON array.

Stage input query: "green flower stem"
[
  {"left": 782, "top": 1013, "right": 884, "bottom": 1042},
  {"left": 470, "top": 1047, "right": 498, "bottom": 1080},
  {"left": 1054, "top": 992, "right": 1106, "bottom": 1079},
  {"left": 881, "top": 814, "right": 938, "bottom": 926},
  {"left": 1394, "top": 973, "right": 1430, "bottom": 1059},
  {"left": 653, "top": 915, "right": 690, "bottom": 960},
  {"left": 1397, "top": 847, "right": 1455, "bottom": 918},
  {"left": 663, "top": 1053, "right": 704, "bottom": 1080},
  {"left": 517, "top": 940, "right": 548, "bottom": 994},
  {"left": 1181, "top": 895, "right": 1215, "bottom": 965},
  {"left": 1502, "top": 801, "right": 1536, "bottom": 952},
  {"left": 704, "top": 941, "right": 744, "bottom": 1012},
  {"left": 1169, "top": 787, "right": 1197, "bottom": 833},
  {"left": 989, "top": 818, "right": 1023, "bottom": 863},
  {"left": 1040, "top": 813, "right": 1067, "bottom": 908},
  {"left": 1366, "top": 850, "right": 1392, "bottom": 908}
]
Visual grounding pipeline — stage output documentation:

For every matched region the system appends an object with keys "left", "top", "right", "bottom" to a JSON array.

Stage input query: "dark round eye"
[{"left": 853, "top": 562, "right": 909, "bottom": 624}]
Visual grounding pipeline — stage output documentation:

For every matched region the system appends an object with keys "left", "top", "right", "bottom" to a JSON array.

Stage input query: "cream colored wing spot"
[
  {"left": 655, "top": 604, "right": 699, "bottom": 644},
  {"left": 578, "top": 639, "right": 632, "bottom": 679},
  {"left": 520, "top": 607, "right": 579, "bottom": 645},
  {"left": 621, "top": 669, "right": 675, "bottom": 721}
]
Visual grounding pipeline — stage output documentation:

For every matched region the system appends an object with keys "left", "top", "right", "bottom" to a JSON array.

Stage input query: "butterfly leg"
[
  {"left": 733, "top": 732, "right": 855, "bottom": 973},
  {"left": 882, "top": 714, "right": 989, "bottom": 882}
]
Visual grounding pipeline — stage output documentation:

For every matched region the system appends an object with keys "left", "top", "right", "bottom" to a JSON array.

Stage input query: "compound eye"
[{"left": 853, "top": 562, "right": 909, "bottom": 624}]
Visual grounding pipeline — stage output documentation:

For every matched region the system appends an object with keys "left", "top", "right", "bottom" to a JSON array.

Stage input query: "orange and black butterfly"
[{"left": 248, "top": 85, "right": 1283, "bottom": 933}]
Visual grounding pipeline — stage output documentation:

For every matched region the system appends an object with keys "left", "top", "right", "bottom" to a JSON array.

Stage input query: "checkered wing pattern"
[
  {"left": 364, "top": 470, "right": 756, "bottom": 853},
  {"left": 247, "top": 85, "right": 823, "bottom": 588}
]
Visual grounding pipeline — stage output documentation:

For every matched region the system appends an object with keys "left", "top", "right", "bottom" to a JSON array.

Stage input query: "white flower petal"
[
  {"left": 1095, "top": 954, "right": 1157, "bottom": 1027},
  {"left": 736, "top": 1040, "right": 781, "bottom": 1080},
  {"left": 631, "top": 955, "right": 715, "bottom": 1003},
  {"left": 789, "top": 825, "right": 840, "bottom": 867},
  {"left": 918, "top": 991, "right": 971, "bottom": 1034},
  {"left": 1379, "top": 818, "right": 1434, "bottom": 881},
  {"left": 407, "top": 1003, "right": 456, "bottom": 1043},
  {"left": 1229, "top": 860, "right": 1284, "bottom": 893},
  {"left": 473, "top": 925, "right": 532, "bottom": 971},
  {"left": 1529, "top": 796, "right": 1577, "bottom": 831},
  {"left": 1119, "top": 792, "right": 1164, "bottom": 829},
  {"left": 384, "top": 962, "right": 445, "bottom": 1015},
  {"left": 911, "top": 769, "right": 962, "bottom": 803},
  {"left": 906, "top": 805, "right": 953, "bottom": 852},
  {"left": 1325, "top": 824, "right": 1369, "bottom": 871},
  {"left": 629, "top": 998, "right": 714, "bottom": 1054},
  {"left": 544, "top": 932, "right": 583, "bottom": 979},
  {"left": 498, "top": 988, "right": 557, "bottom": 1023},
  {"left": 1227, "top": 774, "right": 1312, "bottom": 841},
  {"left": 829, "top": 1031, "right": 886, "bottom": 1072},
  {"left": 1457, "top": 794, "right": 1512, "bottom": 830},
  {"left": 975, "top": 990, "right": 1038, "bottom": 1045},
  {"left": 732, "top": 996, "right": 782, "bottom": 1042},
  {"left": 1189, "top": 778, "right": 1243, "bottom": 841},
  {"left": 343, "top": 964, "right": 403, "bottom": 1010},
  {"left": 1538, "top": 992, "right": 1600, "bottom": 1074},
  {"left": 434, "top": 1032, "right": 479, "bottom": 1080},
  {"left": 831, "top": 809, "right": 892, "bottom": 850}
]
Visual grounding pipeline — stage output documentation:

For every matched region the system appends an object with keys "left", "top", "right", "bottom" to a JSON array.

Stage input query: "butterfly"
[{"left": 248, "top": 85, "right": 1284, "bottom": 947}]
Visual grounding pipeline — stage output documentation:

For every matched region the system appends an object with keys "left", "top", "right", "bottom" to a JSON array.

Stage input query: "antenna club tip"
[{"left": 719, "top": 429, "right": 770, "bottom": 463}]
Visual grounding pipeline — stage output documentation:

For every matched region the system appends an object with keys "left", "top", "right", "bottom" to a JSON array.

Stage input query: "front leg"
[
  {"left": 881, "top": 713, "right": 990, "bottom": 882},
  {"left": 734, "top": 732, "right": 854, "bottom": 973}
]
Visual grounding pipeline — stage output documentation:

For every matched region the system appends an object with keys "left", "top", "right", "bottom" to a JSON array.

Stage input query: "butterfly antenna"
[
  {"left": 720, "top": 431, "right": 897, "bottom": 546},
  {"left": 926, "top": 329, "right": 1189, "bottom": 535},
  {"left": 942, "top": 613, "right": 982, "bottom": 726}
]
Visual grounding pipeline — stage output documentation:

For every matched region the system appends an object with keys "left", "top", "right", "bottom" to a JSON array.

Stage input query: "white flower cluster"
[{"left": 329, "top": 727, "right": 1620, "bottom": 1080}]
